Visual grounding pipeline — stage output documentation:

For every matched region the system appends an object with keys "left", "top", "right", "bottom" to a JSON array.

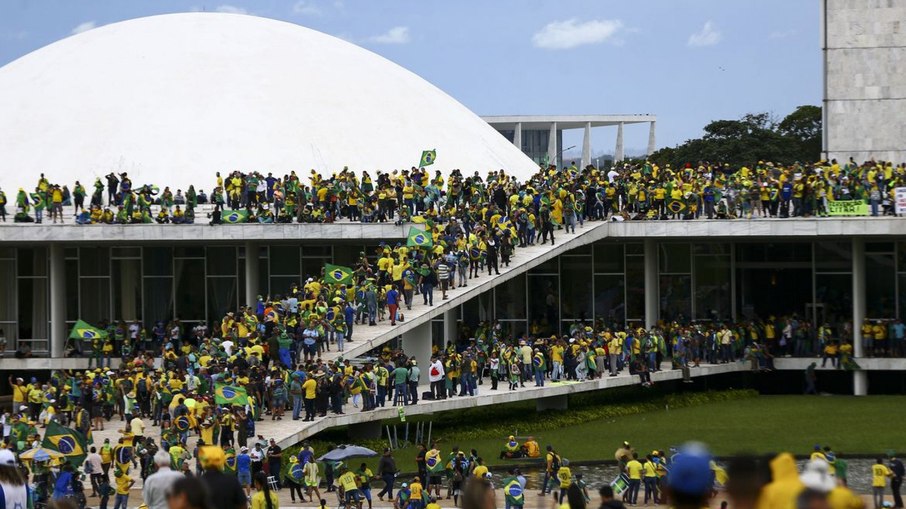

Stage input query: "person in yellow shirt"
[
  {"left": 252, "top": 472, "right": 280, "bottom": 509},
  {"left": 338, "top": 467, "right": 362, "bottom": 509},
  {"left": 872, "top": 458, "right": 892, "bottom": 508},
  {"left": 472, "top": 459, "right": 489, "bottom": 479},
  {"left": 625, "top": 453, "right": 643, "bottom": 505},
  {"left": 556, "top": 459, "right": 572, "bottom": 504},
  {"left": 114, "top": 466, "right": 134, "bottom": 509},
  {"left": 408, "top": 476, "right": 424, "bottom": 509},
  {"left": 643, "top": 455, "right": 660, "bottom": 505},
  {"left": 302, "top": 376, "right": 317, "bottom": 422}
]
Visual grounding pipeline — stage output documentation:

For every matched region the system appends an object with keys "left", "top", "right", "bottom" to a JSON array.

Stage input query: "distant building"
[
  {"left": 822, "top": 0, "right": 906, "bottom": 163},
  {"left": 482, "top": 115, "right": 657, "bottom": 168}
]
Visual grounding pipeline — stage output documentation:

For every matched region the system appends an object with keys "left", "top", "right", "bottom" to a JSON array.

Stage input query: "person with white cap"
[{"left": 0, "top": 449, "right": 28, "bottom": 509}]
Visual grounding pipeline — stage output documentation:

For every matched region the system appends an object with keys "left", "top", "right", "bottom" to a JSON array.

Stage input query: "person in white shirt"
[
  {"left": 0, "top": 450, "right": 28, "bottom": 509},
  {"left": 428, "top": 356, "right": 445, "bottom": 400},
  {"left": 142, "top": 451, "right": 184, "bottom": 509},
  {"left": 85, "top": 447, "right": 105, "bottom": 497}
]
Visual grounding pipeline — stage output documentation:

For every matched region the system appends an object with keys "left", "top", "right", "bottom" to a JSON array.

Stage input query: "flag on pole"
[
  {"left": 406, "top": 227, "right": 433, "bottom": 249},
  {"left": 42, "top": 421, "right": 88, "bottom": 466},
  {"left": 324, "top": 264, "right": 354, "bottom": 285},
  {"left": 69, "top": 320, "right": 108, "bottom": 340},
  {"left": 214, "top": 383, "right": 249, "bottom": 406},
  {"left": 419, "top": 150, "right": 436, "bottom": 167},
  {"left": 222, "top": 209, "right": 249, "bottom": 224}
]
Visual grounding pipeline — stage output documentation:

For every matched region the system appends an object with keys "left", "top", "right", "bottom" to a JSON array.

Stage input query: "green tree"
[{"left": 777, "top": 105, "right": 822, "bottom": 163}]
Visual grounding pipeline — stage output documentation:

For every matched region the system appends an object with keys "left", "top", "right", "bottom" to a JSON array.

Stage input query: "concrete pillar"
[
  {"left": 581, "top": 122, "right": 592, "bottom": 169},
  {"left": 401, "top": 321, "right": 433, "bottom": 368},
  {"left": 852, "top": 238, "right": 867, "bottom": 396},
  {"left": 644, "top": 239, "right": 658, "bottom": 329},
  {"left": 49, "top": 244, "right": 66, "bottom": 358},
  {"left": 547, "top": 122, "right": 558, "bottom": 167},
  {"left": 536, "top": 394, "right": 568, "bottom": 412},
  {"left": 443, "top": 308, "right": 457, "bottom": 349},
  {"left": 513, "top": 122, "right": 522, "bottom": 151},
  {"left": 245, "top": 242, "right": 260, "bottom": 307},
  {"left": 647, "top": 121, "right": 657, "bottom": 156},
  {"left": 615, "top": 122, "right": 625, "bottom": 163}
]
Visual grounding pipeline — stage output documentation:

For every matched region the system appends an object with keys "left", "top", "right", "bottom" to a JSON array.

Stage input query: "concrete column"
[
  {"left": 401, "top": 320, "right": 433, "bottom": 368},
  {"left": 547, "top": 122, "right": 558, "bottom": 167},
  {"left": 581, "top": 122, "right": 592, "bottom": 169},
  {"left": 647, "top": 121, "right": 657, "bottom": 156},
  {"left": 49, "top": 244, "right": 66, "bottom": 358},
  {"left": 852, "top": 238, "right": 868, "bottom": 396},
  {"left": 644, "top": 239, "right": 658, "bottom": 329},
  {"left": 615, "top": 122, "right": 625, "bottom": 163},
  {"left": 513, "top": 122, "right": 522, "bottom": 151},
  {"left": 443, "top": 308, "right": 457, "bottom": 349},
  {"left": 245, "top": 242, "right": 260, "bottom": 306}
]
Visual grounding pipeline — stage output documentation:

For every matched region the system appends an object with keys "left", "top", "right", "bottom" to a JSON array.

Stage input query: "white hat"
[
  {"left": 800, "top": 459, "right": 835, "bottom": 493},
  {"left": 0, "top": 449, "right": 17, "bottom": 466},
  {"left": 19, "top": 405, "right": 27, "bottom": 411}
]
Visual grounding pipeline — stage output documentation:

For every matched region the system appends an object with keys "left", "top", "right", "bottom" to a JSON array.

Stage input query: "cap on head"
[{"left": 666, "top": 444, "right": 714, "bottom": 497}]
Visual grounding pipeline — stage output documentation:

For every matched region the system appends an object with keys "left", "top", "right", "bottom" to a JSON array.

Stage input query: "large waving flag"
[
  {"left": 215, "top": 383, "right": 249, "bottom": 406},
  {"left": 222, "top": 209, "right": 249, "bottom": 224},
  {"left": 42, "top": 421, "right": 87, "bottom": 466},
  {"left": 419, "top": 149, "right": 436, "bottom": 167},
  {"left": 69, "top": 320, "right": 108, "bottom": 340},
  {"left": 407, "top": 227, "right": 433, "bottom": 249},
  {"left": 324, "top": 264, "right": 354, "bottom": 285}
]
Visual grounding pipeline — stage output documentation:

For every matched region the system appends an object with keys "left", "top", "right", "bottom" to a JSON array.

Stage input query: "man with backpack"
[{"left": 539, "top": 445, "right": 561, "bottom": 496}]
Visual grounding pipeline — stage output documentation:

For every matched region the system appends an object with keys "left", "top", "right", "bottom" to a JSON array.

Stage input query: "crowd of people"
[{"left": 1, "top": 157, "right": 905, "bottom": 225}]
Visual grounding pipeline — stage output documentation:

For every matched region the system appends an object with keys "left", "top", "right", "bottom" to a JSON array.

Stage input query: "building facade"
[{"left": 823, "top": 0, "right": 906, "bottom": 163}]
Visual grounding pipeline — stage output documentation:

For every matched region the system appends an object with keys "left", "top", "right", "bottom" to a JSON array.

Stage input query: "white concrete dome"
[{"left": 0, "top": 13, "right": 537, "bottom": 193}]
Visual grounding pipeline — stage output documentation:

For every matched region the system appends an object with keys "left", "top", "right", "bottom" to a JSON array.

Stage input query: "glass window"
[
  {"left": 269, "top": 246, "right": 300, "bottom": 276},
  {"left": 815, "top": 274, "right": 852, "bottom": 326},
  {"left": 594, "top": 274, "right": 625, "bottom": 326},
  {"left": 625, "top": 255, "right": 645, "bottom": 320},
  {"left": 302, "top": 246, "right": 332, "bottom": 257},
  {"left": 461, "top": 292, "right": 493, "bottom": 329},
  {"left": 694, "top": 255, "right": 731, "bottom": 320},
  {"left": 143, "top": 278, "right": 173, "bottom": 325},
  {"left": 111, "top": 247, "right": 141, "bottom": 258},
  {"left": 301, "top": 258, "right": 329, "bottom": 281},
  {"left": 898, "top": 242, "right": 906, "bottom": 272},
  {"left": 530, "top": 258, "right": 558, "bottom": 274},
  {"left": 17, "top": 248, "right": 47, "bottom": 277},
  {"left": 333, "top": 245, "right": 361, "bottom": 268},
  {"left": 498, "top": 320, "right": 527, "bottom": 340},
  {"left": 866, "top": 253, "right": 896, "bottom": 318},
  {"left": 659, "top": 244, "right": 691, "bottom": 274},
  {"left": 495, "top": 275, "right": 526, "bottom": 320},
  {"left": 660, "top": 274, "right": 691, "bottom": 321},
  {"left": 565, "top": 244, "right": 591, "bottom": 255},
  {"left": 528, "top": 275, "right": 559, "bottom": 335},
  {"left": 143, "top": 248, "right": 173, "bottom": 276},
  {"left": 625, "top": 243, "right": 644, "bottom": 256},
  {"left": 18, "top": 278, "right": 48, "bottom": 339},
  {"left": 0, "top": 248, "right": 15, "bottom": 259},
  {"left": 594, "top": 243, "right": 624, "bottom": 273},
  {"left": 175, "top": 259, "right": 205, "bottom": 320},
  {"left": 206, "top": 247, "right": 237, "bottom": 276},
  {"left": 866, "top": 242, "right": 894, "bottom": 254},
  {"left": 113, "top": 259, "right": 142, "bottom": 322},
  {"left": 815, "top": 242, "right": 852, "bottom": 272},
  {"left": 694, "top": 244, "right": 729, "bottom": 255},
  {"left": 79, "top": 278, "right": 111, "bottom": 324},
  {"left": 0, "top": 260, "right": 15, "bottom": 321},
  {"left": 174, "top": 247, "right": 205, "bottom": 258},
  {"left": 269, "top": 276, "right": 300, "bottom": 297},
  {"left": 207, "top": 277, "right": 237, "bottom": 324},
  {"left": 561, "top": 256, "right": 592, "bottom": 321},
  {"left": 79, "top": 247, "right": 110, "bottom": 276},
  {"left": 737, "top": 243, "right": 811, "bottom": 263}
]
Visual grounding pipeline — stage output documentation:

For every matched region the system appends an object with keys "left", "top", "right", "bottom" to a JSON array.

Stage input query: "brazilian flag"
[
  {"left": 419, "top": 149, "right": 436, "bottom": 167},
  {"left": 324, "top": 264, "right": 354, "bottom": 285},
  {"left": 667, "top": 199, "right": 687, "bottom": 214},
  {"left": 222, "top": 209, "right": 249, "bottom": 224},
  {"left": 114, "top": 442, "right": 133, "bottom": 471},
  {"left": 426, "top": 449, "right": 444, "bottom": 473},
  {"left": 403, "top": 267, "right": 418, "bottom": 286},
  {"left": 288, "top": 461, "right": 305, "bottom": 483},
  {"left": 214, "top": 383, "right": 249, "bottom": 406},
  {"left": 406, "top": 227, "right": 433, "bottom": 249},
  {"left": 69, "top": 319, "right": 108, "bottom": 340},
  {"left": 42, "top": 421, "right": 87, "bottom": 466}
]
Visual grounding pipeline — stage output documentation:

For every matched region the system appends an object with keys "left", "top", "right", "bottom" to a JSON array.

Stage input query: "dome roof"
[{"left": 0, "top": 13, "right": 536, "bottom": 193}]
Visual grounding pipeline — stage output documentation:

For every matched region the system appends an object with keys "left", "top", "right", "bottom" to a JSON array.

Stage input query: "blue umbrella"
[{"left": 318, "top": 445, "right": 378, "bottom": 461}]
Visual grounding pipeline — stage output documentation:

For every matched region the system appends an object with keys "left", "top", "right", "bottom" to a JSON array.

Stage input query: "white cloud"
[
  {"left": 368, "top": 26, "right": 410, "bottom": 44},
  {"left": 71, "top": 21, "right": 96, "bottom": 35},
  {"left": 215, "top": 4, "right": 248, "bottom": 14},
  {"left": 532, "top": 18, "right": 624, "bottom": 50},
  {"left": 687, "top": 21, "right": 721, "bottom": 47},
  {"left": 292, "top": 0, "right": 322, "bottom": 15}
]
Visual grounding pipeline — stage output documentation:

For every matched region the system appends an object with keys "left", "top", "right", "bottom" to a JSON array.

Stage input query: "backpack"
[{"left": 551, "top": 453, "right": 561, "bottom": 472}]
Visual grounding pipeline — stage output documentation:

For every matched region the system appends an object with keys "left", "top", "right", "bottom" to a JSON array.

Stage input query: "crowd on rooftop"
[{"left": 1, "top": 157, "right": 905, "bottom": 225}]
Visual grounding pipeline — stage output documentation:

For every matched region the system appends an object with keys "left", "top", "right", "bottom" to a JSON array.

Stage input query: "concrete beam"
[{"left": 614, "top": 122, "right": 624, "bottom": 163}]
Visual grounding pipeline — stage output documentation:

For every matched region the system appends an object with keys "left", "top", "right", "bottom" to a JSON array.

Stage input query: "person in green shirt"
[
  {"left": 835, "top": 453, "right": 849, "bottom": 486},
  {"left": 391, "top": 365, "right": 409, "bottom": 406}
]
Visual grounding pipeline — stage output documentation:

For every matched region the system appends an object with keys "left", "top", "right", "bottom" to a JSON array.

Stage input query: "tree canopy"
[{"left": 650, "top": 105, "right": 821, "bottom": 168}]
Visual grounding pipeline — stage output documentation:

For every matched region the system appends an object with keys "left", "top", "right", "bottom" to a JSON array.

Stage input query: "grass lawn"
[{"left": 350, "top": 395, "right": 906, "bottom": 472}]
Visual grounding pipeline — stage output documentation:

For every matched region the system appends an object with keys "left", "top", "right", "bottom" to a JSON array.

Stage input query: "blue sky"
[{"left": 0, "top": 0, "right": 821, "bottom": 155}]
